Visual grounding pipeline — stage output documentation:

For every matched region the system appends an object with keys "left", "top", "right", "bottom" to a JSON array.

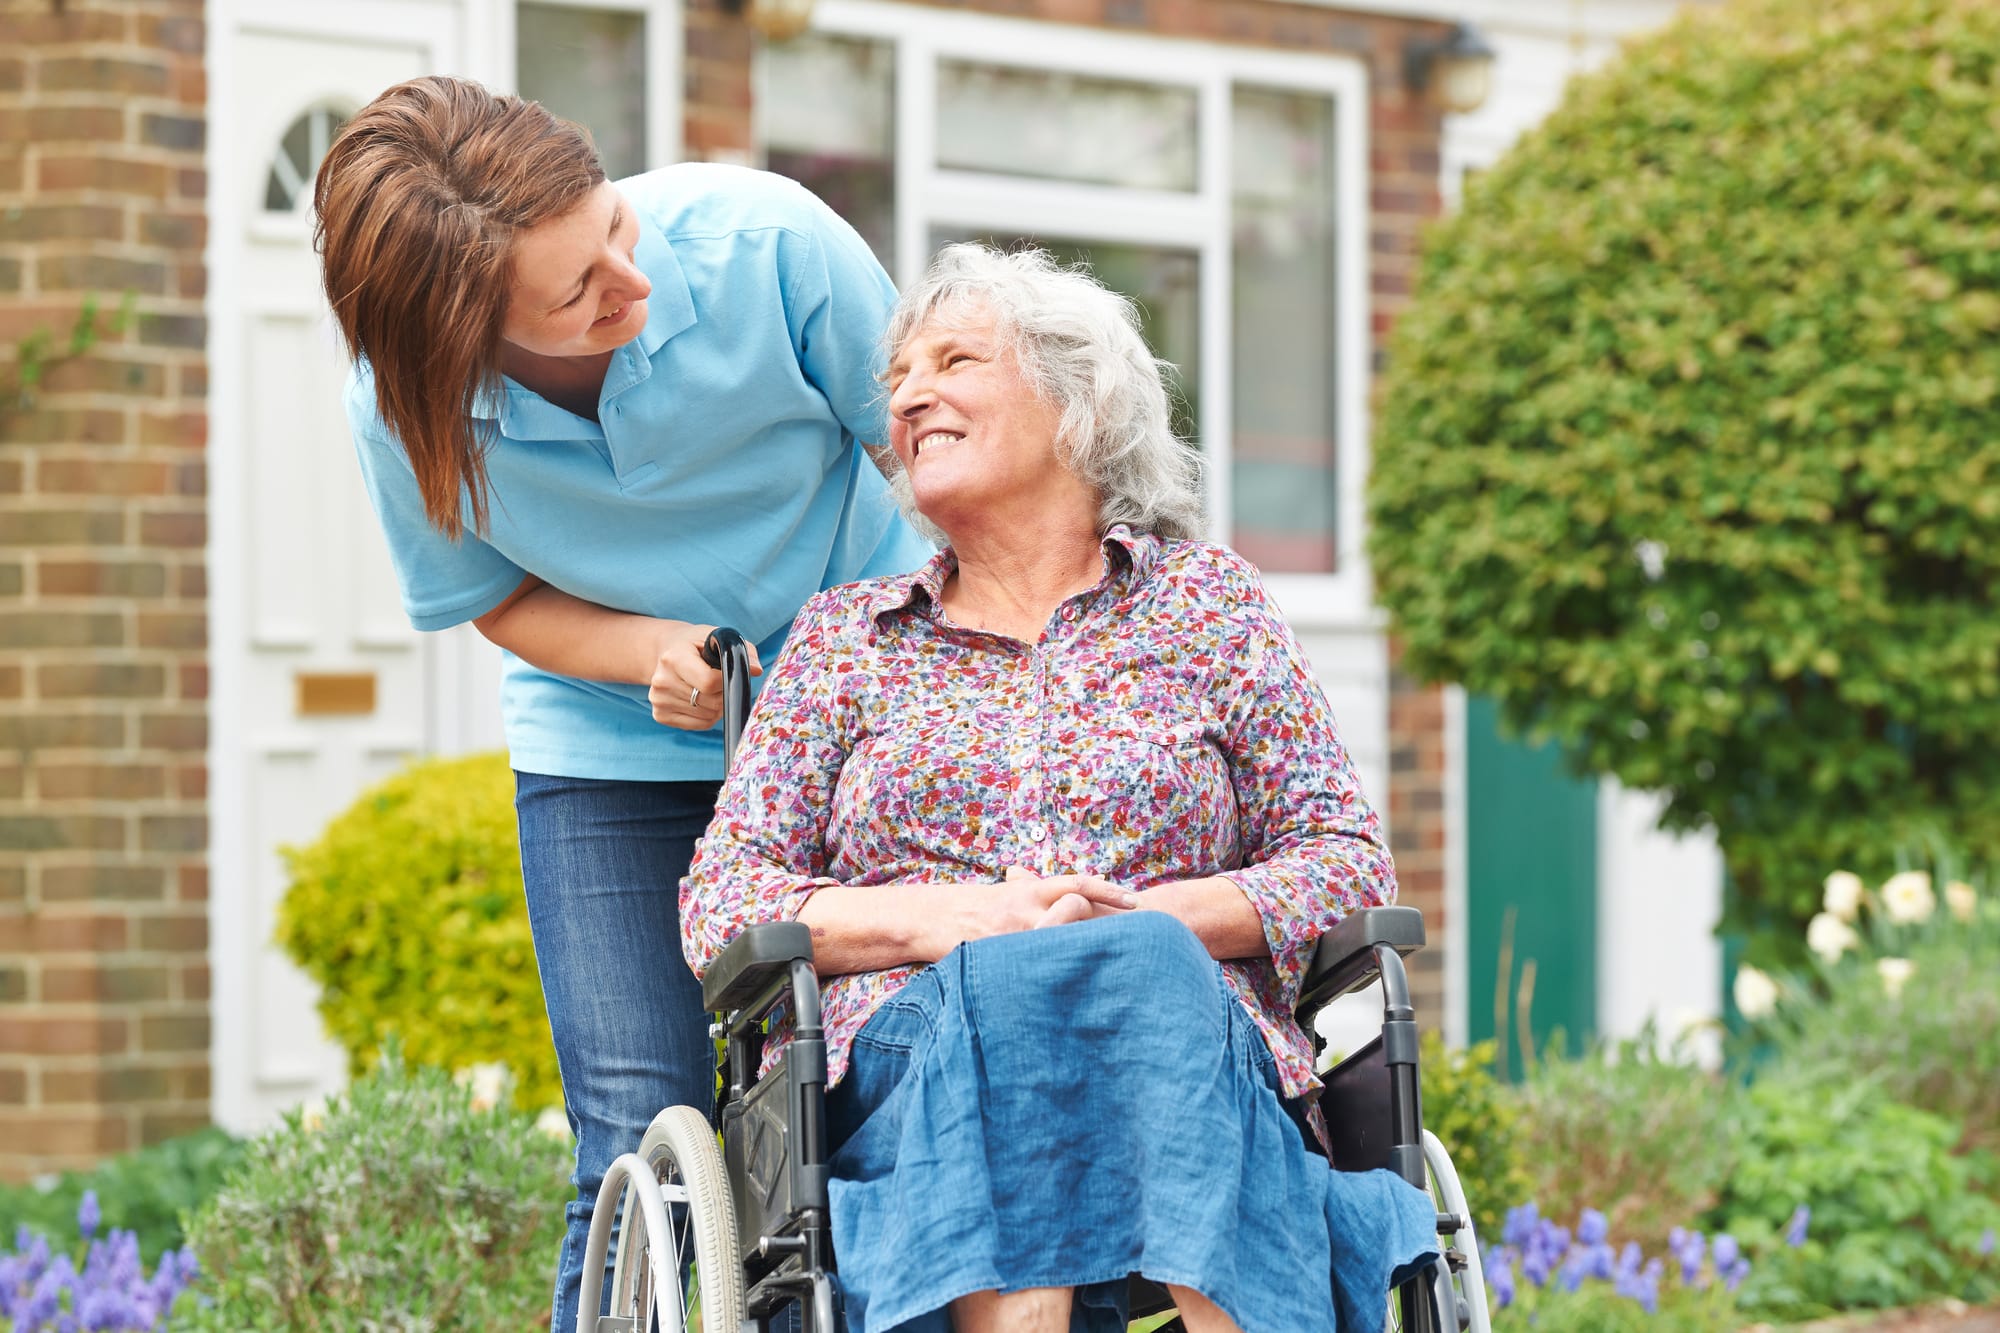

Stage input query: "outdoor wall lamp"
[
  {"left": 1405, "top": 20, "right": 1498, "bottom": 114},
  {"left": 720, "top": 0, "right": 815, "bottom": 42}
]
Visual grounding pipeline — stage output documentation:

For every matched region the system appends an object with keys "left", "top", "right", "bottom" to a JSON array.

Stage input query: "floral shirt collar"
[{"left": 866, "top": 523, "right": 1156, "bottom": 626}]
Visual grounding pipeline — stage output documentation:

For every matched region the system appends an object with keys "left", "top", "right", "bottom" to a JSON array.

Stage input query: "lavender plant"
[
  {"left": 1484, "top": 1204, "right": 1752, "bottom": 1332},
  {"left": 175, "top": 1043, "right": 569, "bottom": 1332},
  {"left": 0, "top": 1192, "right": 199, "bottom": 1332}
]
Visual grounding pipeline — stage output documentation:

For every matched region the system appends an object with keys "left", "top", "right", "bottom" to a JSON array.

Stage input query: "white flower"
[
  {"left": 1733, "top": 964, "right": 1779, "bottom": 1019},
  {"left": 1876, "top": 957, "right": 1916, "bottom": 1000},
  {"left": 1945, "top": 881, "right": 1978, "bottom": 924},
  {"left": 1806, "top": 912, "right": 1860, "bottom": 965},
  {"left": 1820, "top": 870, "right": 1866, "bottom": 922},
  {"left": 1880, "top": 870, "right": 1936, "bottom": 924},
  {"left": 456, "top": 1061, "right": 511, "bottom": 1112},
  {"left": 535, "top": 1106, "right": 574, "bottom": 1142}
]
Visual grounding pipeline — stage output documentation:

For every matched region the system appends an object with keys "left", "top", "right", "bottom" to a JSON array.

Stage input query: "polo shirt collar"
[
  {"left": 627, "top": 206, "right": 694, "bottom": 360},
  {"left": 870, "top": 524, "right": 1160, "bottom": 625}
]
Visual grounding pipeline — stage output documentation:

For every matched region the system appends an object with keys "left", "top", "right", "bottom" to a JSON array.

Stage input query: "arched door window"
[{"left": 264, "top": 102, "right": 351, "bottom": 212}]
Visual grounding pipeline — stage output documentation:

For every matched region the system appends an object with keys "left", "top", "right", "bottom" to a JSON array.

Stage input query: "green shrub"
[
  {"left": 277, "top": 751, "right": 561, "bottom": 1110},
  {"left": 1513, "top": 1033, "right": 1742, "bottom": 1250},
  {"left": 180, "top": 1044, "right": 571, "bottom": 1331},
  {"left": 1713, "top": 1076, "right": 2000, "bottom": 1317},
  {"left": 1416, "top": 1031, "right": 1529, "bottom": 1246},
  {"left": 0, "top": 1126, "right": 243, "bottom": 1265},
  {"left": 1367, "top": 0, "right": 2000, "bottom": 951}
]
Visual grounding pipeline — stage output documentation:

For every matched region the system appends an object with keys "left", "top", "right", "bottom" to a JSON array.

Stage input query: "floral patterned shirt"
[{"left": 680, "top": 526, "right": 1397, "bottom": 1103}]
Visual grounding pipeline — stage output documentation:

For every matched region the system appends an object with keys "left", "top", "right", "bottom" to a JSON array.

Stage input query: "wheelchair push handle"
[{"left": 698, "top": 627, "right": 754, "bottom": 770}]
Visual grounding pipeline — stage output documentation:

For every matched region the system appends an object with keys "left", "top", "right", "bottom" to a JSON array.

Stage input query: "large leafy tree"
[{"left": 1369, "top": 0, "right": 2000, "bottom": 946}]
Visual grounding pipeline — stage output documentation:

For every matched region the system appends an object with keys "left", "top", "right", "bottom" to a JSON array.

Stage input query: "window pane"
[
  {"left": 936, "top": 61, "right": 1198, "bottom": 193},
  {"left": 516, "top": 4, "right": 647, "bottom": 181},
  {"left": 1231, "top": 85, "right": 1339, "bottom": 574},
  {"left": 760, "top": 34, "right": 896, "bottom": 272},
  {"left": 265, "top": 104, "right": 349, "bottom": 212},
  {"left": 931, "top": 230, "right": 1202, "bottom": 454}
]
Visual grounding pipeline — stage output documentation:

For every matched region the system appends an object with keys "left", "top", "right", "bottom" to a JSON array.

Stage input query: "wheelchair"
[{"left": 579, "top": 631, "right": 1494, "bottom": 1333}]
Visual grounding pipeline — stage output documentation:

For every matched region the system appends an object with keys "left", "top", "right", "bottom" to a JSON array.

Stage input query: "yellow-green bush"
[
  {"left": 1418, "top": 1030, "right": 1530, "bottom": 1246},
  {"left": 1369, "top": 0, "right": 2000, "bottom": 954},
  {"left": 277, "top": 753, "right": 561, "bottom": 1110}
]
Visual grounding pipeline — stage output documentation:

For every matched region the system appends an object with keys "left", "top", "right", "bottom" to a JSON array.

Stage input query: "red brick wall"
[
  {"left": 0, "top": 0, "right": 210, "bottom": 1180},
  {"left": 683, "top": 0, "right": 1452, "bottom": 1017}
]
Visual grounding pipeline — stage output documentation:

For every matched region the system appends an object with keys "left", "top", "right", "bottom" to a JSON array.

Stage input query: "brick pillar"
[
  {"left": 1366, "top": 77, "right": 1450, "bottom": 1028},
  {"left": 683, "top": 0, "right": 754, "bottom": 164},
  {"left": 0, "top": 0, "right": 210, "bottom": 1181}
]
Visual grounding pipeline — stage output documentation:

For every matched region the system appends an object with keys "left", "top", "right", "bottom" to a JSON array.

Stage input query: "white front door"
[{"left": 210, "top": 3, "right": 499, "bottom": 1131}]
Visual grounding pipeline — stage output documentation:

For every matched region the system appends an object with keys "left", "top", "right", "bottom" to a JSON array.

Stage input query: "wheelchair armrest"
[
  {"left": 1297, "top": 905, "right": 1426, "bottom": 1017},
  {"left": 702, "top": 921, "right": 816, "bottom": 1014}
]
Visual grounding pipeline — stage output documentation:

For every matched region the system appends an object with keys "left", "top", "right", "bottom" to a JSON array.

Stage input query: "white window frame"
[
  {"left": 496, "top": 0, "right": 685, "bottom": 173},
  {"left": 790, "top": 0, "right": 1375, "bottom": 627}
]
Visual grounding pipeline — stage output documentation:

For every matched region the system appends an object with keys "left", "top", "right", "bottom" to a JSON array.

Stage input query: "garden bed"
[{"left": 1762, "top": 1302, "right": 2000, "bottom": 1332}]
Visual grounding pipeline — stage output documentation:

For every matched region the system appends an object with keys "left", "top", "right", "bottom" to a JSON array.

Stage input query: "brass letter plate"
[{"left": 296, "top": 671, "right": 377, "bottom": 717}]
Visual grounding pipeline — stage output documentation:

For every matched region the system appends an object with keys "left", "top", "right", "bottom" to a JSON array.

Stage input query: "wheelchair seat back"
[{"left": 1320, "top": 1034, "right": 1399, "bottom": 1175}]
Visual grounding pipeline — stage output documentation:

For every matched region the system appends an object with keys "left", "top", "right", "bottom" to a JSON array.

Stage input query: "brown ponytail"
[{"left": 313, "top": 76, "right": 604, "bottom": 540}]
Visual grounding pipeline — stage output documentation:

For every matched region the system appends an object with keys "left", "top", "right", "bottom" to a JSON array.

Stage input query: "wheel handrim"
[{"left": 627, "top": 1168, "right": 702, "bottom": 1333}]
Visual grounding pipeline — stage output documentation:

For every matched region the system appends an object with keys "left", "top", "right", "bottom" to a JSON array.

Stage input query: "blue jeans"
[{"left": 515, "top": 772, "right": 720, "bottom": 1333}]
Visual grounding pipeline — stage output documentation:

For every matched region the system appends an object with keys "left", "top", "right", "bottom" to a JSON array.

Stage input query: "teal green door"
[{"left": 1465, "top": 696, "right": 1598, "bottom": 1073}]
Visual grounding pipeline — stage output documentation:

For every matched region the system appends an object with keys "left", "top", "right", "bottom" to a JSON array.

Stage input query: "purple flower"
[
  {"left": 1712, "top": 1233, "right": 1751, "bottom": 1292},
  {"left": 78, "top": 1284, "right": 139, "bottom": 1331},
  {"left": 1577, "top": 1208, "right": 1609, "bottom": 1247},
  {"left": 1615, "top": 1241, "right": 1643, "bottom": 1279},
  {"left": 2, "top": 1223, "right": 198, "bottom": 1333},
  {"left": 26, "top": 1268, "right": 63, "bottom": 1324},
  {"left": 1620, "top": 1257, "right": 1664, "bottom": 1315},
  {"left": 1668, "top": 1226, "right": 1707, "bottom": 1287},
  {"left": 1502, "top": 1202, "right": 1540, "bottom": 1248},
  {"left": 1490, "top": 1252, "right": 1517, "bottom": 1309},
  {"left": 1520, "top": 1237, "right": 1555, "bottom": 1288},
  {"left": 75, "top": 1190, "right": 101, "bottom": 1241},
  {"left": 1978, "top": 1227, "right": 1995, "bottom": 1257},
  {"left": 1785, "top": 1204, "right": 1810, "bottom": 1248}
]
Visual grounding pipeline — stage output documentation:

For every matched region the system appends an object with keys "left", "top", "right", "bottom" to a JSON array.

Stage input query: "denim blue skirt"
[{"left": 821, "top": 912, "right": 1439, "bottom": 1333}]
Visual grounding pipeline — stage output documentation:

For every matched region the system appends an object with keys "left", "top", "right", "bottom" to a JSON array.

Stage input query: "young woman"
[{"left": 313, "top": 75, "right": 932, "bottom": 1333}]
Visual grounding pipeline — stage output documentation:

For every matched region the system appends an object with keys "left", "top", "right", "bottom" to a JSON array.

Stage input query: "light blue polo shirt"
[{"left": 347, "top": 163, "right": 935, "bottom": 781}]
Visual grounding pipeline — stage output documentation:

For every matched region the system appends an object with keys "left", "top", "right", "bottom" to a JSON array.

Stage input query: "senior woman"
[{"left": 682, "top": 245, "right": 1437, "bottom": 1333}]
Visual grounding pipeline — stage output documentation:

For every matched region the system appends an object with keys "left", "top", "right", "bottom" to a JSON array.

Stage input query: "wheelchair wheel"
[
  {"left": 595, "top": 1104, "right": 746, "bottom": 1333},
  {"left": 1386, "top": 1130, "right": 1491, "bottom": 1333}
]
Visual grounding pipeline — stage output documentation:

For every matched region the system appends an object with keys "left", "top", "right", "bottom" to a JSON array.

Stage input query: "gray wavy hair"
[{"left": 882, "top": 243, "right": 1206, "bottom": 542}]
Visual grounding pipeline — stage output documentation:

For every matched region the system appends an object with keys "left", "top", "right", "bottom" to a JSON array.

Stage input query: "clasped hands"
[{"left": 992, "top": 865, "right": 1140, "bottom": 933}]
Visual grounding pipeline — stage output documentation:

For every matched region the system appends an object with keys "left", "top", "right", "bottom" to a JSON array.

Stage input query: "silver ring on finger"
[{"left": 689, "top": 686, "right": 701, "bottom": 707}]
